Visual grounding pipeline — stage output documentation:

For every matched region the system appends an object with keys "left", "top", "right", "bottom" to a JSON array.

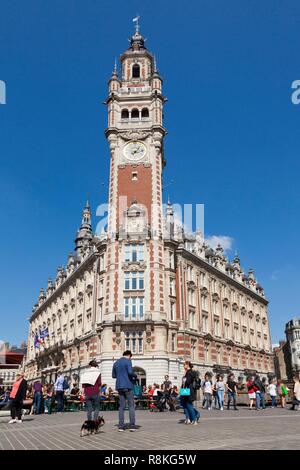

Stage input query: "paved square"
[{"left": 0, "top": 407, "right": 299, "bottom": 450}]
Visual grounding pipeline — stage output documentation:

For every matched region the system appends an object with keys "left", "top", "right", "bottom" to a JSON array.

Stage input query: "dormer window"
[{"left": 132, "top": 63, "right": 140, "bottom": 78}]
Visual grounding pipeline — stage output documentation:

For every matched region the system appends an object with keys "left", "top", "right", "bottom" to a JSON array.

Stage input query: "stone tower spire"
[{"left": 75, "top": 200, "right": 93, "bottom": 254}]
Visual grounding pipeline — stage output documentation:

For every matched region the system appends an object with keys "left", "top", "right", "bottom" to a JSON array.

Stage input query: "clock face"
[{"left": 123, "top": 141, "right": 147, "bottom": 161}]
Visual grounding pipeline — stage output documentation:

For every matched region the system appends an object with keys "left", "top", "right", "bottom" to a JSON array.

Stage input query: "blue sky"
[{"left": 0, "top": 0, "right": 299, "bottom": 346}]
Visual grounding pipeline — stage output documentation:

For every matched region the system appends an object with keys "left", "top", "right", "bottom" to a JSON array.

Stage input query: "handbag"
[{"left": 180, "top": 388, "right": 190, "bottom": 397}]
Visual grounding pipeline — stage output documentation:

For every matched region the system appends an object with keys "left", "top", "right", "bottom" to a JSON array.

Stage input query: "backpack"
[
  {"left": 192, "top": 371, "right": 201, "bottom": 390},
  {"left": 62, "top": 379, "right": 69, "bottom": 391}
]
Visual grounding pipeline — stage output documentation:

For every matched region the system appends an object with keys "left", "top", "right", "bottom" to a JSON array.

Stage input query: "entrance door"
[{"left": 133, "top": 367, "right": 146, "bottom": 388}]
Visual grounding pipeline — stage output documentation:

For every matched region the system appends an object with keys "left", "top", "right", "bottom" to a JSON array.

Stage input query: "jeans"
[
  {"left": 44, "top": 397, "right": 53, "bottom": 414},
  {"left": 181, "top": 397, "right": 199, "bottom": 422},
  {"left": 86, "top": 394, "right": 100, "bottom": 421},
  {"left": 271, "top": 395, "right": 277, "bottom": 407},
  {"left": 204, "top": 393, "right": 212, "bottom": 409},
  {"left": 118, "top": 389, "right": 136, "bottom": 430},
  {"left": 33, "top": 391, "right": 42, "bottom": 414},
  {"left": 227, "top": 391, "right": 237, "bottom": 409},
  {"left": 260, "top": 393, "right": 266, "bottom": 409},
  {"left": 217, "top": 390, "right": 225, "bottom": 409},
  {"left": 255, "top": 391, "right": 262, "bottom": 409},
  {"left": 56, "top": 391, "right": 64, "bottom": 412}
]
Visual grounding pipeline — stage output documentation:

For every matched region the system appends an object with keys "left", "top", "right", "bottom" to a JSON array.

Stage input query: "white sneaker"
[
  {"left": 16, "top": 419, "right": 23, "bottom": 423},
  {"left": 208, "top": 407, "right": 211, "bottom": 411},
  {"left": 191, "top": 421, "right": 198, "bottom": 425},
  {"left": 184, "top": 419, "right": 191, "bottom": 424},
  {"left": 8, "top": 419, "right": 17, "bottom": 424},
  {"left": 220, "top": 407, "right": 224, "bottom": 411}
]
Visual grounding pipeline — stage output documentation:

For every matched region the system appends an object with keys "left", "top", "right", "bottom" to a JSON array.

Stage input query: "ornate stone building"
[
  {"left": 274, "top": 319, "right": 300, "bottom": 380},
  {"left": 25, "top": 25, "right": 274, "bottom": 387}
]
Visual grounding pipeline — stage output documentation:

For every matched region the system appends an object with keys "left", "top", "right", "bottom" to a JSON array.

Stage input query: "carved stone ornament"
[{"left": 121, "top": 130, "right": 150, "bottom": 141}]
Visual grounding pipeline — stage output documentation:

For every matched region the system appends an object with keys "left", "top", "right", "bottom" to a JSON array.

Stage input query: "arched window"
[
  {"left": 121, "top": 109, "right": 129, "bottom": 119},
  {"left": 131, "top": 108, "right": 139, "bottom": 119},
  {"left": 132, "top": 63, "right": 140, "bottom": 78},
  {"left": 141, "top": 108, "right": 149, "bottom": 118}
]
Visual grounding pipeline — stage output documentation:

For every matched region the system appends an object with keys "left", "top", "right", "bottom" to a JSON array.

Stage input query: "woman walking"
[
  {"left": 180, "top": 361, "right": 200, "bottom": 425},
  {"left": 8, "top": 371, "right": 27, "bottom": 424},
  {"left": 246, "top": 376, "right": 256, "bottom": 410},
  {"left": 215, "top": 375, "right": 226, "bottom": 410}
]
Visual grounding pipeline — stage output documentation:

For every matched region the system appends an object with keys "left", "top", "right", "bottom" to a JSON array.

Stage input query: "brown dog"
[{"left": 80, "top": 416, "right": 105, "bottom": 437}]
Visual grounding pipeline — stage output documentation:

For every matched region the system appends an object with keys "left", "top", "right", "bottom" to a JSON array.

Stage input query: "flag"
[
  {"left": 40, "top": 328, "right": 49, "bottom": 339},
  {"left": 34, "top": 334, "right": 40, "bottom": 349}
]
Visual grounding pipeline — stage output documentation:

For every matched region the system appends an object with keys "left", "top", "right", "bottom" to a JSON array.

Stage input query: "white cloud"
[{"left": 205, "top": 235, "right": 234, "bottom": 253}]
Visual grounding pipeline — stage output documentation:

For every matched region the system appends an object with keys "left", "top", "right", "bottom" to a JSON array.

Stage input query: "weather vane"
[{"left": 132, "top": 15, "right": 140, "bottom": 34}]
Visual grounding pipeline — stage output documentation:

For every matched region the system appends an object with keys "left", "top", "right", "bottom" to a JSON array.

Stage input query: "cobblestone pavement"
[{"left": 0, "top": 407, "right": 299, "bottom": 450}]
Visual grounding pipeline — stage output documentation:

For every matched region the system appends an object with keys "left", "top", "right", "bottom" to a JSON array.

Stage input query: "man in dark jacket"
[
  {"left": 254, "top": 375, "right": 265, "bottom": 410},
  {"left": 8, "top": 371, "right": 27, "bottom": 423},
  {"left": 112, "top": 350, "right": 137, "bottom": 432}
]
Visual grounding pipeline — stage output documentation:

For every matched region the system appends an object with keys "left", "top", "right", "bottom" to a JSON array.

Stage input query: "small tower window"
[
  {"left": 132, "top": 172, "right": 138, "bottom": 181},
  {"left": 131, "top": 108, "right": 139, "bottom": 119},
  {"left": 141, "top": 108, "right": 149, "bottom": 118},
  {"left": 132, "top": 63, "right": 140, "bottom": 78},
  {"left": 121, "top": 109, "right": 129, "bottom": 119}
]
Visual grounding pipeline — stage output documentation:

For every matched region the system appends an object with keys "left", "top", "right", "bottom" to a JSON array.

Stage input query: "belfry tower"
[
  {"left": 99, "top": 22, "right": 172, "bottom": 383},
  {"left": 105, "top": 25, "right": 166, "bottom": 236}
]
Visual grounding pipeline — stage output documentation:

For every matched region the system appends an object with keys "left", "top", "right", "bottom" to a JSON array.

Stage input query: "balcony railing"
[{"left": 114, "top": 313, "right": 152, "bottom": 322}]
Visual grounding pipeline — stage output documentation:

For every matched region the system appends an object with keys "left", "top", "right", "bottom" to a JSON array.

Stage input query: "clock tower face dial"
[{"left": 123, "top": 141, "right": 147, "bottom": 161}]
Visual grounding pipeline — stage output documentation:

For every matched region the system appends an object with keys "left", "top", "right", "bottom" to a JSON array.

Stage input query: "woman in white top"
[
  {"left": 267, "top": 379, "right": 277, "bottom": 408},
  {"left": 202, "top": 373, "right": 213, "bottom": 410},
  {"left": 215, "top": 375, "right": 226, "bottom": 410}
]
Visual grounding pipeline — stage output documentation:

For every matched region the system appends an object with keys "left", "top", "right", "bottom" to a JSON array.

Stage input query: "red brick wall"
[{"left": 117, "top": 164, "right": 152, "bottom": 227}]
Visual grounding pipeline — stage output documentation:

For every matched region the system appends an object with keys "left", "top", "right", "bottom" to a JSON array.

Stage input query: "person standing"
[
  {"left": 82, "top": 360, "right": 102, "bottom": 421},
  {"left": 202, "top": 373, "right": 213, "bottom": 410},
  {"left": 33, "top": 380, "right": 43, "bottom": 414},
  {"left": 289, "top": 376, "right": 300, "bottom": 411},
  {"left": 112, "top": 350, "right": 137, "bottom": 432},
  {"left": 44, "top": 384, "right": 54, "bottom": 414},
  {"left": 254, "top": 375, "right": 265, "bottom": 410},
  {"left": 215, "top": 375, "right": 226, "bottom": 410},
  {"left": 180, "top": 361, "right": 200, "bottom": 425},
  {"left": 267, "top": 378, "right": 277, "bottom": 408},
  {"left": 279, "top": 381, "right": 289, "bottom": 408},
  {"left": 226, "top": 374, "right": 238, "bottom": 410},
  {"left": 261, "top": 377, "right": 267, "bottom": 409},
  {"left": 162, "top": 375, "right": 172, "bottom": 393},
  {"left": 54, "top": 370, "right": 66, "bottom": 413},
  {"left": 246, "top": 376, "right": 256, "bottom": 410},
  {"left": 8, "top": 371, "right": 27, "bottom": 424}
]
